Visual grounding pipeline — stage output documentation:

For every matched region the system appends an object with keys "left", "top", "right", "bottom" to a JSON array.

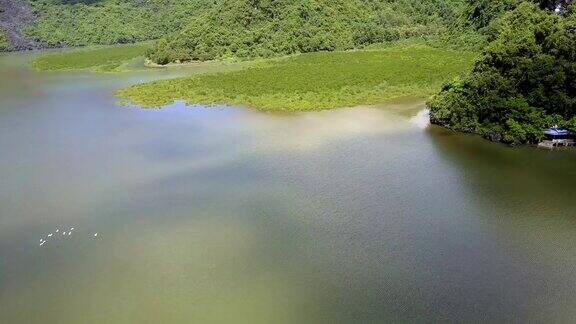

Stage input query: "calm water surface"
[{"left": 1, "top": 52, "right": 576, "bottom": 323}]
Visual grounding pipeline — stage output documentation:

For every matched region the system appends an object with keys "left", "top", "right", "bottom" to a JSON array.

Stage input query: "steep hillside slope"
[
  {"left": 25, "top": 0, "right": 214, "bottom": 47},
  {"left": 0, "top": 0, "right": 214, "bottom": 51}
]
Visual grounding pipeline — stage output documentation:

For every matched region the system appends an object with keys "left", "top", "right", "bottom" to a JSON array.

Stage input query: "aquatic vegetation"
[
  {"left": 117, "top": 44, "right": 477, "bottom": 111},
  {"left": 31, "top": 43, "right": 150, "bottom": 71}
]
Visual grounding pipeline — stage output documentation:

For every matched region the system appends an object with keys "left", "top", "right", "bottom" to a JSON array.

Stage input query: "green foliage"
[
  {"left": 118, "top": 44, "right": 476, "bottom": 111},
  {"left": 0, "top": 32, "right": 9, "bottom": 51},
  {"left": 146, "top": 0, "right": 467, "bottom": 64},
  {"left": 437, "top": 0, "right": 573, "bottom": 51},
  {"left": 31, "top": 43, "right": 149, "bottom": 71},
  {"left": 26, "top": 0, "right": 213, "bottom": 46},
  {"left": 429, "top": 2, "right": 576, "bottom": 144},
  {"left": 460, "top": 0, "right": 572, "bottom": 32}
]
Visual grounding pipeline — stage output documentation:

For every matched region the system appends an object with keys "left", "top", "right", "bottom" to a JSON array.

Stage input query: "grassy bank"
[
  {"left": 31, "top": 43, "right": 150, "bottom": 72},
  {"left": 117, "top": 44, "right": 477, "bottom": 111}
]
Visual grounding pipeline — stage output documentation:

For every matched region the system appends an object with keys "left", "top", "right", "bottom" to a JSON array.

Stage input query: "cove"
[{"left": 1, "top": 51, "right": 576, "bottom": 323}]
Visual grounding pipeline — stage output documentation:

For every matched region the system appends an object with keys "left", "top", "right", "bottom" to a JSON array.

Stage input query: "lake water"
[{"left": 2, "top": 52, "right": 576, "bottom": 323}]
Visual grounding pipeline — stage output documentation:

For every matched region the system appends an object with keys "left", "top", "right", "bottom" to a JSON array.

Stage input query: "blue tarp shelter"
[{"left": 544, "top": 127, "right": 574, "bottom": 139}]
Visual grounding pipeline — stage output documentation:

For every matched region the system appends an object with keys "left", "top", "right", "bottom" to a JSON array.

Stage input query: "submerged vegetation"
[
  {"left": 429, "top": 1, "right": 576, "bottom": 144},
  {"left": 31, "top": 43, "right": 149, "bottom": 71},
  {"left": 118, "top": 44, "right": 476, "bottom": 111}
]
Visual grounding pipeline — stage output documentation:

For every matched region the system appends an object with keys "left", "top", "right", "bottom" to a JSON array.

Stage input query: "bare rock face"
[{"left": 0, "top": 0, "right": 44, "bottom": 50}]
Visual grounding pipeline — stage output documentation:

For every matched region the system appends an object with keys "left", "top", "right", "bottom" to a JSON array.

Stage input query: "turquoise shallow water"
[{"left": 1, "top": 52, "right": 576, "bottom": 323}]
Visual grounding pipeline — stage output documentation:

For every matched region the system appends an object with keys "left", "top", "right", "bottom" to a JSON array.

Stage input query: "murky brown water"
[{"left": 1, "top": 52, "right": 576, "bottom": 323}]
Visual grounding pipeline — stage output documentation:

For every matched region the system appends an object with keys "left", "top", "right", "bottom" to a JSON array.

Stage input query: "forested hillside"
[
  {"left": 429, "top": 0, "right": 575, "bottom": 144},
  {"left": 146, "top": 0, "right": 467, "bottom": 64},
  {"left": 23, "top": 0, "right": 214, "bottom": 47}
]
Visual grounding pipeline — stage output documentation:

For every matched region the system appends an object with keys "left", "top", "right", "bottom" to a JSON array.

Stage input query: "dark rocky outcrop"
[{"left": 0, "top": 0, "right": 45, "bottom": 50}]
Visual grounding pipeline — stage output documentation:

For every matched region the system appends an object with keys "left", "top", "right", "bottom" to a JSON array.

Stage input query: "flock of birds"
[{"left": 39, "top": 227, "right": 98, "bottom": 246}]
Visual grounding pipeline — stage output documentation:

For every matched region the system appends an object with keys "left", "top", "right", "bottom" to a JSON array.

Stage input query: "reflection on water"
[
  {"left": 2, "top": 52, "right": 576, "bottom": 323},
  {"left": 164, "top": 102, "right": 419, "bottom": 153}
]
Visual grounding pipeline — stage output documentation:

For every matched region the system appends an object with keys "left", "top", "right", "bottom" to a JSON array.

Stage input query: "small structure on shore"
[{"left": 538, "top": 127, "right": 576, "bottom": 149}]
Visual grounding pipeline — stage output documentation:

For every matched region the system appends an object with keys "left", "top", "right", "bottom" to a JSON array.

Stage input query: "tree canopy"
[
  {"left": 146, "top": 0, "right": 466, "bottom": 64},
  {"left": 25, "top": 0, "right": 214, "bottom": 46},
  {"left": 429, "top": 2, "right": 576, "bottom": 144}
]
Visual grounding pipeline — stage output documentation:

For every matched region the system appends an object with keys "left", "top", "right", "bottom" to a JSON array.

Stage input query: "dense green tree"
[
  {"left": 429, "top": 2, "right": 576, "bottom": 144},
  {"left": 146, "top": 0, "right": 466, "bottom": 64},
  {"left": 463, "top": 0, "right": 572, "bottom": 31},
  {"left": 25, "top": 0, "right": 214, "bottom": 47}
]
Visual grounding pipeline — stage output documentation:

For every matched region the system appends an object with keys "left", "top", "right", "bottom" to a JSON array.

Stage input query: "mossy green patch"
[
  {"left": 0, "top": 32, "right": 10, "bottom": 52},
  {"left": 117, "top": 44, "right": 477, "bottom": 111},
  {"left": 31, "top": 43, "right": 150, "bottom": 72}
]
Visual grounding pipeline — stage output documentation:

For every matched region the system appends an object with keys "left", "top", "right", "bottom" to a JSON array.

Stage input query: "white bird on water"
[
  {"left": 94, "top": 233, "right": 98, "bottom": 237},
  {"left": 68, "top": 232, "right": 72, "bottom": 236},
  {"left": 39, "top": 241, "right": 45, "bottom": 246},
  {"left": 56, "top": 229, "right": 59, "bottom": 233},
  {"left": 70, "top": 227, "right": 75, "bottom": 231},
  {"left": 47, "top": 233, "right": 53, "bottom": 237}
]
